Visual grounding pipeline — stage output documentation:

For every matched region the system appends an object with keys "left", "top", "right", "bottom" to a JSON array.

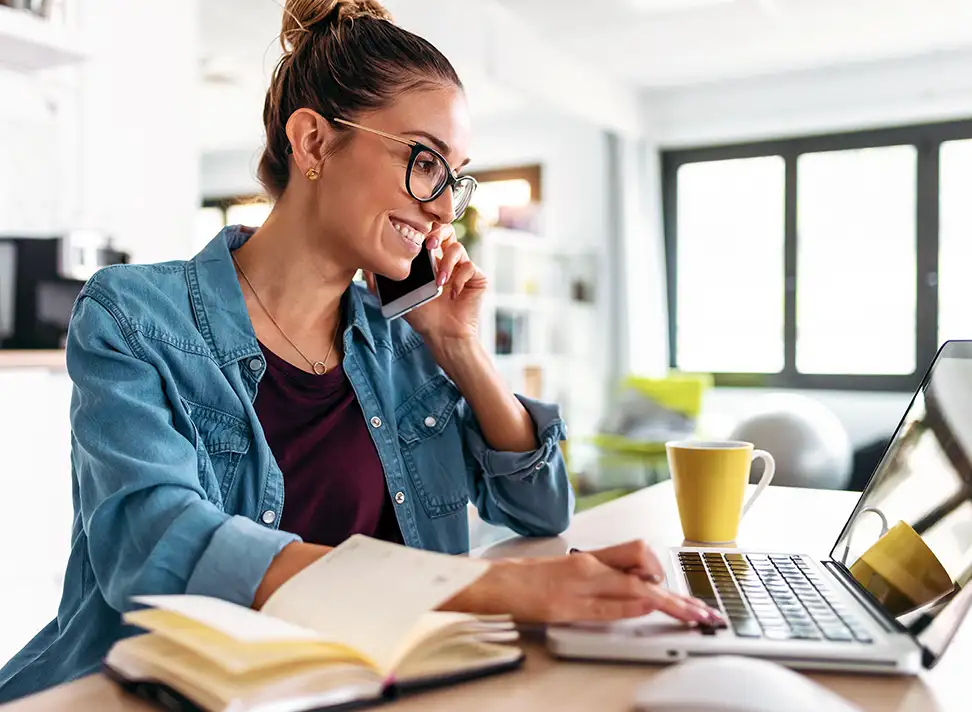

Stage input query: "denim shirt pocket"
[
  {"left": 181, "top": 398, "right": 252, "bottom": 507},
  {"left": 395, "top": 375, "right": 469, "bottom": 518}
]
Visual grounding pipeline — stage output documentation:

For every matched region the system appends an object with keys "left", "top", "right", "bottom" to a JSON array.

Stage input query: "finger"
[
  {"left": 449, "top": 261, "right": 478, "bottom": 300},
  {"left": 582, "top": 541, "right": 665, "bottom": 584},
  {"left": 426, "top": 223, "right": 457, "bottom": 252},
  {"left": 583, "top": 568, "right": 718, "bottom": 625},
  {"left": 642, "top": 584, "right": 723, "bottom": 625},
  {"left": 435, "top": 242, "right": 467, "bottom": 287},
  {"left": 570, "top": 597, "right": 658, "bottom": 622}
]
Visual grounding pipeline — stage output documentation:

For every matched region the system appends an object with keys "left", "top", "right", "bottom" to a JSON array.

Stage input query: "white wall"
[
  {"left": 75, "top": 0, "right": 200, "bottom": 264},
  {"left": 643, "top": 49, "right": 972, "bottom": 148},
  {"left": 201, "top": 148, "right": 264, "bottom": 199},
  {"left": 0, "top": 65, "right": 78, "bottom": 235}
]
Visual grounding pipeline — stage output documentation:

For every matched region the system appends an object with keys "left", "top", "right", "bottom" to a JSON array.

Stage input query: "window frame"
[{"left": 662, "top": 118, "right": 972, "bottom": 392}]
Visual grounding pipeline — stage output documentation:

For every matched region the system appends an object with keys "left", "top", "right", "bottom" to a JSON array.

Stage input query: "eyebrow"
[{"left": 402, "top": 130, "right": 471, "bottom": 169}]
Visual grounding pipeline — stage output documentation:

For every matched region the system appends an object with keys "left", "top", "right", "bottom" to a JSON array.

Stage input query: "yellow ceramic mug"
[
  {"left": 667, "top": 440, "right": 776, "bottom": 544},
  {"left": 849, "top": 520, "right": 954, "bottom": 617}
]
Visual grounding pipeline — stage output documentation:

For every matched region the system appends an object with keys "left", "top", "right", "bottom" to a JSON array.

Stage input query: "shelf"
[
  {"left": 0, "top": 5, "right": 87, "bottom": 72},
  {"left": 493, "top": 353, "right": 561, "bottom": 366},
  {"left": 482, "top": 227, "right": 552, "bottom": 252},
  {"left": 491, "top": 293, "right": 554, "bottom": 312}
]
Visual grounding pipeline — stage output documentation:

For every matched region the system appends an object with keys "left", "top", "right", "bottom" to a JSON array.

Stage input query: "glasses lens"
[
  {"left": 408, "top": 150, "right": 448, "bottom": 201},
  {"left": 453, "top": 177, "right": 476, "bottom": 219}
]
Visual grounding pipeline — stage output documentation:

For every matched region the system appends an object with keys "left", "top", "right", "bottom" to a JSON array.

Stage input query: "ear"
[{"left": 285, "top": 109, "right": 336, "bottom": 174}]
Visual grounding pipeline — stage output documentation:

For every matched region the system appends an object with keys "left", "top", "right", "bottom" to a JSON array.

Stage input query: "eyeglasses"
[{"left": 331, "top": 117, "right": 477, "bottom": 220}]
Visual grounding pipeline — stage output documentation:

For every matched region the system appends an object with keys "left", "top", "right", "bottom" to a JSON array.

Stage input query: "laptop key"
[
  {"left": 821, "top": 627, "right": 854, "bottom": 642},
  {"left": 731, "top": 621, "right": 763, "bottom": 638}
]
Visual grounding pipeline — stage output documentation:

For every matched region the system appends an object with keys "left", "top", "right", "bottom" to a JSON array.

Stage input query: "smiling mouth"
[{"left": 390, "top": 219, "right": 426, "bottom": 249}]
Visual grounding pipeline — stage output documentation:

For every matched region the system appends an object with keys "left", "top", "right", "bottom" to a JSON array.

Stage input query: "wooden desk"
[{"left": 8, "top": 482, "right": 969, "bottom": 712}]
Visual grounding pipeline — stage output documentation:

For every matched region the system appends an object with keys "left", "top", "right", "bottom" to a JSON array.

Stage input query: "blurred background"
[{"left": 4, "top": 0, "right": 972, "bottom": 660}]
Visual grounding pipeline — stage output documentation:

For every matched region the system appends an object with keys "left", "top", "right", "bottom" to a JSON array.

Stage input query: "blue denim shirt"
[{"left": 0, "top": 226, "right": 572, "bottom": 702}]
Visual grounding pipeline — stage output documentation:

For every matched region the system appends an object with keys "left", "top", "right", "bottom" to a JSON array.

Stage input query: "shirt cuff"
[
  {"left": 185, "top": 515, "right": 301, "bottom": 607},
  {"left": 470, "top": 396, "right": 568, "bottom": 480}
]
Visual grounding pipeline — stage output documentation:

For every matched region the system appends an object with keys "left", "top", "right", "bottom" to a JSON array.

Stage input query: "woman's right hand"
[{"left": 442, "top": 540, "right": 723, "bottom": 625}]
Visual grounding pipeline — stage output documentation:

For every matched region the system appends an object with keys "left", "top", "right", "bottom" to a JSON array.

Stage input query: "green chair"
[{"left": 571, "top": 372, "right": 713, "bottom": 512}]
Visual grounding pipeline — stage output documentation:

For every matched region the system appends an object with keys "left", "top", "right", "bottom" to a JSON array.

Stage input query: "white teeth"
[{"left": 391, "top": 221, "right": 423, "bottom": 246}]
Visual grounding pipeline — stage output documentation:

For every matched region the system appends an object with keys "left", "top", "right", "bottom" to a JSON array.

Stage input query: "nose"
[{"left": 422, "top": 184, "right": 456, "bottom": 224}]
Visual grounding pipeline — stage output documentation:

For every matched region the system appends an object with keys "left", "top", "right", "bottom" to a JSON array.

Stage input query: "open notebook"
[{"left": 104, "top": 535, "right": 523, "bottom": 712}]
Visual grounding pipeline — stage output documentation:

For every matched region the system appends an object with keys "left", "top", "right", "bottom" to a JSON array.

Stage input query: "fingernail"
[
  {"left": 451, "top": 287, "right": 458, "bottom": 301},
  {"left": 650, "top": 574, "right": 664, "bottom": 584},
  {"left": 436, "top": 272, "right": 446, "bottom": 286},
  {"left": 429, "top": 237, "right": 439, "bottom": 250}
]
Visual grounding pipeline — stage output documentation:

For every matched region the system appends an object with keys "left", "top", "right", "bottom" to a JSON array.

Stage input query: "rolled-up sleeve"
[
  {"left": 67, "top": 293, "right": 298, "bottom": 612},
  {"left": 460, "top": 395, "right": 574, "bottom": 537}
]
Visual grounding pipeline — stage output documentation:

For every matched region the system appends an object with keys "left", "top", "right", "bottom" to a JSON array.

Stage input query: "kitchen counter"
[{"left": 0, "top": 350, "right": 66, "bottom": 370}]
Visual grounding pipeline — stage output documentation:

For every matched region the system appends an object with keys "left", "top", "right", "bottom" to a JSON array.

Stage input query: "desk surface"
[{"left": 8, "top": 482, "right": 970, "bottom": 712}]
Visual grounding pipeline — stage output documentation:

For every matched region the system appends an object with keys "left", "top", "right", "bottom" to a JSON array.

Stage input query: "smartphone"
[{"left": 375, "top": 246, "right": 443, "bottom": 320}]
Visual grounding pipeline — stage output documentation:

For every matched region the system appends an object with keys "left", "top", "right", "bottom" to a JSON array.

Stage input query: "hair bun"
[{"left": 281, "top": 0, "right": 393, "bottom": 51}]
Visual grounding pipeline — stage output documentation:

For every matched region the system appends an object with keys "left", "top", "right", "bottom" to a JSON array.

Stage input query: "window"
[
  {"left": 939, "top": 139, "right": 972, "bottom": 346},
  {"left": 663, "top": 119, "right": 972, "bottom": 391},
  {"left": 796, "top": 146, "right": 916, "bottom": 376},
  {"left": 196, "top": 195, "right": 272, "bottom": 252},
  {"left": 674, "top": 157, "right": 785, "bottom": 373}
]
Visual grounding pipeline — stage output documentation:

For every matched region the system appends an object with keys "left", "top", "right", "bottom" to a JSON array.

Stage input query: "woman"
[{"left": 0, "top": 0, "right": 719, "bottom": 701}]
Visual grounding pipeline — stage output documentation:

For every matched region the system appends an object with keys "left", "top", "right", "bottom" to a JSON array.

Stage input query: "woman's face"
[{"left": 312, "top": 86, "right": 472, "bottom": 281}]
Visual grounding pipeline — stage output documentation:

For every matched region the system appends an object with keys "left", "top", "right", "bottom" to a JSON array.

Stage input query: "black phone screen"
[{"left": 375, "top": 247, "right": 437, "bottom": 304}]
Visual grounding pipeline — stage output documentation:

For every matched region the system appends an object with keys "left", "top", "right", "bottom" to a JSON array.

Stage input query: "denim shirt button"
[
  {"left": 248, "top": 358, "right": 263, "bottom": 372},
  {"left": 394, "top": 491, "right": 405, "bottom": 505},
  {"left": 534, "top": 461, "right": 545, "bottom": 470},
  {"left": 370, "top": 416, "right": 382, "bottom": 428},
  {"left": 261, "top": 510, "right": 276, "bottom": 524},
  {"left": 424, "top": 416, "right": 437, "bottom": 428}
]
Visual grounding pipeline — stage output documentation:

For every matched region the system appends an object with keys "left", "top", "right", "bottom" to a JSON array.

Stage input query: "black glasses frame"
[{"left": 288, "top": 116, "right": 477, "bottom": 219}]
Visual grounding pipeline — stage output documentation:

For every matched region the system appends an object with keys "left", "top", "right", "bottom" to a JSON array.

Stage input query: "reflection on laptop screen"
[{"left": 830, "top": 341, "right": 972, "bottom": 662}]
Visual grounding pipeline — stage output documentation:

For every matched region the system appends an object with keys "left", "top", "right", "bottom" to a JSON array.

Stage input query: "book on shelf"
[{"left": 104, "top": 535, "right": 522, "bottom": 712}]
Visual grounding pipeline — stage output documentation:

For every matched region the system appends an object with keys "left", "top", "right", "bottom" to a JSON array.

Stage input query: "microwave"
[{"left": 0, "top": 232, "right": 129, "bottom": 350}]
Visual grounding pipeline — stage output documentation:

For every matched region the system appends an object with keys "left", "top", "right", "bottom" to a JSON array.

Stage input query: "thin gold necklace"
[{"left": 232, "top": 254, "right": 338, "bottom": 375}]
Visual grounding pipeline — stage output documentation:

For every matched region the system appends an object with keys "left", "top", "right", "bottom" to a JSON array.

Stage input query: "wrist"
[
  {"left": 439, "top": 560, "right": 516, "bottom": 615},
  {"left": 426, "top": 334, "right": 485, "bottom": 369}
]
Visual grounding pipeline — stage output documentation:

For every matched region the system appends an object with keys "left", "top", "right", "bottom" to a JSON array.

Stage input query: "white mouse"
[{"left": 632, "top": 656, "right": 863, "bottom": 712}]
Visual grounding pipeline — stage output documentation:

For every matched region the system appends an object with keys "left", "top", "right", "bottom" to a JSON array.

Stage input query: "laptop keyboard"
[{"left": 678, "top": 551, "right": 874, "bottom": 644}]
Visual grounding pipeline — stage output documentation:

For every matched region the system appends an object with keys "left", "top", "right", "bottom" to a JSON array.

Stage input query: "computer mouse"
[{"left": 632, "top": 656, "right": 863, "bottom": 712}]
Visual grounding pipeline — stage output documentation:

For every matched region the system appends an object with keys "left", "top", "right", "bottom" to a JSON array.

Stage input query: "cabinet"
[
  {"left": 0, "top": 367, "right": 73, "bottom": 664},
  {"left": 0, "top": 3, "right": 86, "bottom": 73}
]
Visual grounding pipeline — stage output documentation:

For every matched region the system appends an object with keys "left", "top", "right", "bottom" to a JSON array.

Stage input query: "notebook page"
[
  {"left": 262, "top": 535, "right": 490, "bottom": 674},
  {"left": 132, "top": 594, "right": 324, "bottom": 643},
  {"left": 124, "top": 608, "right": 368, "bottom": 674}
]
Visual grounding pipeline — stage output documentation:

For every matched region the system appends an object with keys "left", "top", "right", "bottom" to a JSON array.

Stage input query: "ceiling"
[
  {"left": 492, "top": 0, "right": 972, "bottom": 87},
  {"left": 202, "top": 0, "right": 972, "bottom": 90},
  {"left": 198, "top": 0, "right": 972, "bottom": 148}
]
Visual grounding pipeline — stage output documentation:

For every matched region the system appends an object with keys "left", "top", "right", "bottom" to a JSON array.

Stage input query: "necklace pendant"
[{"left": 313, "top": 360, "right": 328, "bottom": 375}]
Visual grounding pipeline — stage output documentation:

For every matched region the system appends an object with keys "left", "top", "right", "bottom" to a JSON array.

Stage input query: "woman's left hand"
[
  {"left": 408, "top": 223, "right": 487, "bottom": 341},
  {"left": 367, "top": 224, "right": 487, "bottom": 342}
]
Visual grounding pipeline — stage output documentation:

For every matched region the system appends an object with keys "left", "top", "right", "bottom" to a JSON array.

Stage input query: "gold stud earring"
[{"left": 305, "top": 166, "right": 320, "bottom": 181}]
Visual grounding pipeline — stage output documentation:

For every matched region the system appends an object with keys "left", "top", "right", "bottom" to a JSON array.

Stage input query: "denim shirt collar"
[{"left": 186, "top": 225, "right": 377, "bottom": 369}]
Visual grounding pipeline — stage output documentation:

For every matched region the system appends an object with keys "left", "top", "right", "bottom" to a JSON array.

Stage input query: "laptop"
[{"left": 547, "top": 340, "right": 972, "bottom": 675}]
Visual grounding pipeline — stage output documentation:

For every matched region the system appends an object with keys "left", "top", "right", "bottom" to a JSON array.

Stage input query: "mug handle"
[{"left": 740, "top": 450, "right": 775, "bottom": 521}]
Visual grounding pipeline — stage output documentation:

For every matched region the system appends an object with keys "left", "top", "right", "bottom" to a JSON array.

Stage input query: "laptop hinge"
[{"left": 822, "top": 560, "right": 902, "bottom": 634}]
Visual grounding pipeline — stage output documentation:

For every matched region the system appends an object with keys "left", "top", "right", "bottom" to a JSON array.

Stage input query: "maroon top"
[{"left": 253, "top": 343, "right": 403, "bottom": 547}]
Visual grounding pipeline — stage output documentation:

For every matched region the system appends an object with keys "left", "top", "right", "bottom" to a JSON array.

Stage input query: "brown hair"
[{"left": 259, "top": 0, "right": 463, "bottom": 199}]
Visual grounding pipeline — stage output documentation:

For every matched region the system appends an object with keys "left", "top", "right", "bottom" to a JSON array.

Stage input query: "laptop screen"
[{"left": 829, "top": 341, "right": 972, "bottom": 666}]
